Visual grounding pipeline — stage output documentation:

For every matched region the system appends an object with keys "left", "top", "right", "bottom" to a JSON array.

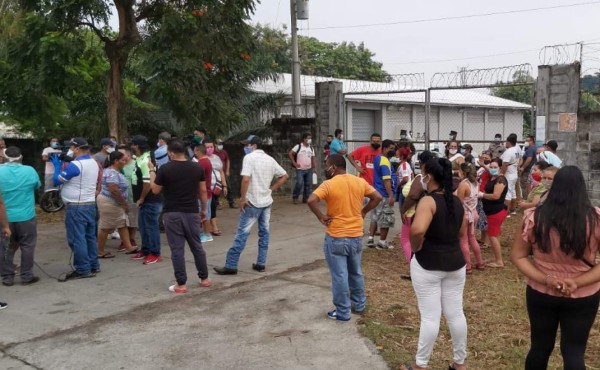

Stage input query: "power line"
[{"left": 311, "top": 1, "right": 600, "bottom": 30}]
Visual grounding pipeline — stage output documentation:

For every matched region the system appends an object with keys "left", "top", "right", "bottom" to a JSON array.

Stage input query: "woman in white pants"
[{"left": 401, "top": 157, "right": 468, "bottom": 370}]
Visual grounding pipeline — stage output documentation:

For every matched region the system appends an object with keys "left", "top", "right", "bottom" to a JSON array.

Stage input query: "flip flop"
[
  {"left": 211, "top": 230, "right": 222, "bottom": 236},
  {"left": 124, "top": 248, "right": 140, "bottom": 255},
  {"left": 98, "top": 252, "right": 115, "bottom": 259},
  {"left": 486, "top": 262, "right": 505, "bottom": 268}
]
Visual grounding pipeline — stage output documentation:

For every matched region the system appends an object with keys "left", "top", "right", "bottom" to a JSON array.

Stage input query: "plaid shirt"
[{"left": 241, "top": 150, "right": 287, "bottom": 208}]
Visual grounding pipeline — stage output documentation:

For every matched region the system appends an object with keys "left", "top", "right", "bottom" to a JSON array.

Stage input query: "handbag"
[{"left": 212, "top": 169, "right": 224, "bottom": 196}]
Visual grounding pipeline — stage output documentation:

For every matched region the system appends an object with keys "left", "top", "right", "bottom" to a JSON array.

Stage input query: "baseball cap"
[
  {"left": 545, "top": 140, "right": 558, "bottom": 151},
  {"left": 99, "top": 138, "right": 114, "bottom": 147},
  {"left": 69, "top": 137, "right": 89, "bottom": 148},
  {"left": 131, "top": 135, "right": 149, "bottom": 146},
  {"left": 241, "top": 135, "right": 262, "bottom": 145},
  {"left": 494, "top": 133, "right": 502, "bottom": 139},
  {"left": 449, "top": 130, "right": 457, "bottom": 136}
]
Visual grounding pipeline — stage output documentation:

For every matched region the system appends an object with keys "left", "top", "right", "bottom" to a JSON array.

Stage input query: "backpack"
[{"left": 293, "top": 144, "right": 313, "bottom": 162}]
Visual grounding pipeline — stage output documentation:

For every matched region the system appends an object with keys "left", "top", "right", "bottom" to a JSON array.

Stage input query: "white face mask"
[
  {"left": 106, "top": 147, "right": 115, "bottom": 154},
  {"left": 524, "top": 142, "right": 530, "bottom": 147},
  {"left": 339, "top": 134, "right": 344, "bottom": 140},
  {"left": 217, "top": 145, "right": 223, "bottom": 150},
  {"left": 67, "top": 149, "right": 74, "bottom": 158},
  {"left": 307, "top": 139, "right": 312, "bottom": 145},
  {"left": 449, "top": 149, "right": 457, "bottom": 155},
  {"left": 420, "top": 175, "right": 430, "bottom": 190}
]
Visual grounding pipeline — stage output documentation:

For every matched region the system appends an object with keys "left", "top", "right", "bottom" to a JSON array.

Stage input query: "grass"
[{"left": 360, "top": 213, "right": 600, "bottom": 370}]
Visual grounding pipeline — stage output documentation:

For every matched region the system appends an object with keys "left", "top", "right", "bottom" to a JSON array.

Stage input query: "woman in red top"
[{"left": 511, "top": 166, "right": 600, "bottom": 370}]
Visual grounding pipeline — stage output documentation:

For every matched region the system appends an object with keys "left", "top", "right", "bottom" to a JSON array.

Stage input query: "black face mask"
[
  {"left": 386, "top": 149, "right": 394, "bottom": 158},
  {"left": 484, "top": 160, "right": 491, "bottom": 165},
  {"left": 371, "top": 143, "right": 381, "bottom": 150}
]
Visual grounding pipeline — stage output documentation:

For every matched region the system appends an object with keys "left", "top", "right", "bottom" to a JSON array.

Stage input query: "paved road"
[{"left": 0, "top": 200, "right": 388, "bottom": 370}]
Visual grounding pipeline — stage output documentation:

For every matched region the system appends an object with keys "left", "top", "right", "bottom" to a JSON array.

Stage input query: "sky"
[{"left": 249, "top": 0, "right": 600, "bottom": 79}]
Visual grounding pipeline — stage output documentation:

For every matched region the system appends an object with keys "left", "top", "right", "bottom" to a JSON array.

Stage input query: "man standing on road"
[
  {"left": 130, "top": 135, "right": 163, "bottom": 265},
  {"left": 0, "top": 147, "right": 41, "bottom": 286},
  {"left": 366, "top": 140, "right": 397, "bottom": 250},
  {"left": 214, "top": 135, "right": 288, "bottom": 275},
  {"left": 93, "top": 138, "right": 115, "bottom": 166},
  {"left": 500, "top": 133, "right": 521, "bottom": 216},
  {"left": 307, "top": 154, "right": 382, "bottom": 321},
  {"left": 329, "top": 129, "right": 347, "bottom": 156},
  {"left": 0, "top": 192, "right": 10, "bottom": 309},
  {"left": 488, "top": 133, "right": 506, "bottom": 159},
  {"left": 289, "top": 133, "right": 316, "bottom": 204},
  {"left": 54, "top": 138, "right": 100, "bottom": 280},
  {"left": 148, "top": 139, "right": 211, "bottom": 294},
  {"left": 154, "top": 132, "right": 171, "bottom": 169},
  {"left": 215, "top": 138, "right": 235, "bottom": 208},
  {"left": 348, "top": 133, "right": 382, "bottom": 186},
  {"left": 193, "top": 143, "right": 214, "bottom": 243},
  {"left": 41, "top": 137, "right": 62, "bottom": 190},
  {"left": 518, "top": 135, "right": 537, "bottom": 200}
]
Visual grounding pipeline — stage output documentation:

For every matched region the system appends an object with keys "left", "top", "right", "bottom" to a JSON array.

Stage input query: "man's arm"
[
  {"left": 307, "top": 193, "right": 331, "bottom": 226},
  {"left": 0, "top": 193, "right": 10, "bottom": 239},
  {"left": 363, "top": 190, "right": 383, "bottom": 217},
  {"left": 271, "top": 173, "right": 289, "bottom": 192},
  {"left": 198, "top": 180, "right": 207, "bottom": 219},
  {"left": 311, "top": 152, "right": 317, "bottom": 172},
  {"left": 149, "top": 171, "right": 162, "bottom": 195},
  {"left": 224, "top": 155, "right": 231, "bottom": 177},
  {"left": 500, "top": 162, "right": 509, "bottom": 176},
  {"left": 239, "top": 176, "right": 251, "bottom": 211},
  {"left": 288, "top": 147, "right": 299, "bottom": 168},
  {"left": 347, "top": 152, "right": 364, "bottom": 174},
  {"left": 520, "top": 157, "right": 533, "bottom": 173}
]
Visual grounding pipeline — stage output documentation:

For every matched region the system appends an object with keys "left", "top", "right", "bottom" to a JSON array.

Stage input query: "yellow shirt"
[{"left": 312, "top": 174, "right": 376, "bottom": 238}]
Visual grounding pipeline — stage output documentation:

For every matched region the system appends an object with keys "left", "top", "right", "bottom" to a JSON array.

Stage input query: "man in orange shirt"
[
  {"left": 348, "top": 133, "right": 382, "bottom": 185},
  {"left": 307, "top": 154, "right": 382, "bottom": 321}
]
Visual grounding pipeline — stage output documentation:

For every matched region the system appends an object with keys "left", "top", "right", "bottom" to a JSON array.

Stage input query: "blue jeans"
[
  {"left": 225, "top": 204, "right": 271, "bottom": 269},
  {"left": 139, "top": 202, "right": 163, "bottom": 256},
  {"left": 292, "top": 169, "right": 312, "bottom": 201},
  {"left": 323, "top": 234, "right": 366, "bottom": 320},
  {"left": 65, "top": 204, "right": 99, "bottom": 274}
]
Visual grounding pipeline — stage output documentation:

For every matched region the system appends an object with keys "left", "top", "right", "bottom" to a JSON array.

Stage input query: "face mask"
[
  {"left": 542, "top": 179, "right": 553, "bottom": 189},
  {"left": 243, "top": 146, "right": 253, "bottom": 155},
  {"left": 489, "top": 168, "right": 499, "bottom": 176},
  {"left": 339, "top": 134, "right": 344, "bottom": 140},
  {"left": 67, "top": 149, "right": 74, "bottom": 158},
  {"left": 106, "top": 147, "right": 115, "bottom": 154},
  {"left": 371, "top": 143, "right": 381, "bottom": 150},
  {"left": 157, "top": 141, "right": 161, "bottom": 148},
  {"left": 206, "top": 147, "right": 215, "bottom": 156},
  {"left": 194, "top": 135, "right": 201, "bottom": 142},
  {"left": 111, "top": 140, "right": 117, "bottom": 146},
  {"left": 307, "top": 139, "right": 312, "bottom": 145},
  {"left": 494, "top": 138, "right": 501, "bottom": 143},
  {"left": 449, "top": 149, "right": 457, "bottom": 155},
  {"left": 532, "top": 172, "right": 542, "bottom": 182},
  {"left": 449, "top": 136, "right": 454, "bottom": 140},
  {"left": 217, "top": 145, "right": 223, "bottom": 150},
  {"left": 483, "top": 160, "right": 491, "bottom": 165},
  {"left": 50, "top": 142, "right": 59, "bottom": 149},
  {"left": 324, "top": 165, "right": 335, "bottom": 180},
  {"left": 420, "top": 175, "right": 430, "bottom": 190},
  {"left": 386, "top": 149, "right": 394, "bottom": 158},
  {"left": 524, "top": 142, "right": 530, "bottom": 147}
]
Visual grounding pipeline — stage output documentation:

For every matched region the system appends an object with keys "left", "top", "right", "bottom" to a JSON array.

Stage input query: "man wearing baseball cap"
[
  {"left": 214, "top": 135, "right": 288, "bottom": 275},
  {"left": 53, "top": 137, "right": 101, "bottom": 280},
  {"left": 94, "top": 138, "right": 115, "bottom": 167}
]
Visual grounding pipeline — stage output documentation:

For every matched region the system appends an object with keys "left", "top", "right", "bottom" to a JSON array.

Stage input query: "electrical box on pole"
[{"left": 296, "top": 0, "right": 309, "bottom": 20}]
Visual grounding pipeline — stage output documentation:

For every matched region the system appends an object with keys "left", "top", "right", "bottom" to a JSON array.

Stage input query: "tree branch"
[
  {"left": 135, "top": 1, "right": 155, "bottom": 22},
  {"left": 78, "top": 22, "right": 112, "bottom": 43}
]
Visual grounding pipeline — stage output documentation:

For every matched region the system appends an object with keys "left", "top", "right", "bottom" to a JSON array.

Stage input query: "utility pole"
[{"left": 290, "top": 0, "right": 301, "bottom": 117}]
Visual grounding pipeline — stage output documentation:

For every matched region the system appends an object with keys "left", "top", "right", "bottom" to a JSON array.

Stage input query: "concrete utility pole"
[{"left": 290, "top": 0, "right": 301, "bottom": 117}]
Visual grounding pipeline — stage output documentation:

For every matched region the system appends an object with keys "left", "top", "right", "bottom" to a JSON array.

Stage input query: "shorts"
[
  {"left": 505, "top": 177, "right": 517, "bottom": 201},
  {"left": 199, "top": 198, "right": 212, "bottom": 221},
  {"left": 486, "top": 209, "right": 508, "bottom": 237},
  {"left": 97, "top": 194, "right": 129, "bottom": 231},
  {"left": 370, "top": 198, "right": 395, "bottom": 229}
]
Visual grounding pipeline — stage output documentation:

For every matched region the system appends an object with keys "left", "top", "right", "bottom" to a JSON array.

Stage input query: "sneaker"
[
  {"left": 327, "top": 309, "right": 350, "bottom": 321},
  {"left": 376, "top": 241, "right": 389, "bottom": 250},
  {"left": 0, "top": 302, "right": 7, "bottom": 310},
  {"left": 366, "top": 237, "right": 375, "bottom": 248},
  {"left": 213, "top": 266, "right": 238, "bottom": 275},
  {"left": 63, "top": 270, "right": 95, "bottom": 281},
  {"left": 252, "top": 263, "right": 265, "bottom": 272},
  {"left": 168, "top": 284, "right": 188, "bottom": 294},
  {"left": 22, "top": 276, "right": 40, "bottom": 286},
  {"left": 200, "top": 233, "right": 213, "bottom": 243},
  {"left": 2, "top": 281, "right": 14, "bottom": 287},
  {"left": 130, "top": 252, "right": 146, "bottom": 260},
  {"left": 108, "top": 231, "right": 120, "bottom": 240},
  {"left": 143, "top": 254, "right": 162, "bottom": 265},
  {"left": 91, "top": 268, "right": 101, "bottom": 274}
]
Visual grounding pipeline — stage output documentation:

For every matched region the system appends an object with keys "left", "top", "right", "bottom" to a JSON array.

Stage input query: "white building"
[{"left": 252, "top": 74, "right": 531, "bottom": 147}]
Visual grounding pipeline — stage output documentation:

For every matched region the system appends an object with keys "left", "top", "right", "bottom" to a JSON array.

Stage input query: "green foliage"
[
  {"left": 491, "top": 71, "right": 534, "bottom": 135},
  {"left": 581, "top": 73, "right": 600, "bottom": 93},
  {"left": 579, "top": 91, "right": 600, "bottom": 112}
]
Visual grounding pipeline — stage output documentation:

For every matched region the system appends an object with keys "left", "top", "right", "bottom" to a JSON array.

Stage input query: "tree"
[
  {"left": 1, "top": 0, "right": 260, "bottom": 140},
  {"left": 491, "top": 71, "right": 534, "bottom": 135}
]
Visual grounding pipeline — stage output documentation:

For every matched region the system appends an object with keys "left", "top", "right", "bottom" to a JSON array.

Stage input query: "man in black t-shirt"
[{"left": 148, "top": 139, "right": 211, "bottom": 294}]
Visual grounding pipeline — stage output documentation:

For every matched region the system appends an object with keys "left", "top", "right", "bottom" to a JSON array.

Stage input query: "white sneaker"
[
  {"left": 200, "top": 233, "right": 213, "bottom": 243},
  {"left": 376, "top": 241, "right": 391, "bottom": 250},
  {"left": 108, "top": 231, "right": 120, "bottom": 239},
  {"left": 366, "top": 237, "right": 375, "bottom": 248}
]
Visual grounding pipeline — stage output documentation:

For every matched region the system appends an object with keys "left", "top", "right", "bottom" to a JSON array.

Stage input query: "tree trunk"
[{"left": 104, "top": 0, "right": 141, "bottom": 142}]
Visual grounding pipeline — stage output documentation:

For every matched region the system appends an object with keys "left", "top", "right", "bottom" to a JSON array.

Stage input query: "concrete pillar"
[
  {"left": 314, "top": 81, "right": 344, "bottom": 174},
  {"left": 535, "top": 63, "right": 580, "bottom": 166}
]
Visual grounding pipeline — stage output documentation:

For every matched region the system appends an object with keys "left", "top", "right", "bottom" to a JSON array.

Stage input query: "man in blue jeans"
[
  {"left": 307, "top": 154, "right": 381, "bottom": 321},
  {"left": 130, "top": 135, "right": 163, "bottom": 265},
  {"left": 214, "top": 135, "right": 288, "bottom": 275},
  {"left": 54, "top": 138, "right": 101, "bottom": 280},
  {"left": 288, "top": 133, "right": 316, "bottom": 204}
]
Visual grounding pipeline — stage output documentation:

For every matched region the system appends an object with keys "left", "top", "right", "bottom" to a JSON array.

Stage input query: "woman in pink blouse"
[{"left": 511, "top": 166, "right": 600, "bottom": 370}]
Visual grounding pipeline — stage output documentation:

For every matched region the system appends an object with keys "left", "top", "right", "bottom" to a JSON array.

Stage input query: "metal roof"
[{"left": 251, "top": 73, "right": 531, "bottom": 110}]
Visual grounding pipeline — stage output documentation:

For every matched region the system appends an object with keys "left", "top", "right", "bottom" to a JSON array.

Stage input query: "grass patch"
[{"left": 360, "top": 214, "right": 600, "bottom": 369}]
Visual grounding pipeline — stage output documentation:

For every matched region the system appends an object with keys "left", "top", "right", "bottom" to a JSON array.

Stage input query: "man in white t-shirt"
[
  {"left": 41, "top": 137, "right": 62, "bottom": 190},
  {"left": 288, "top": 133, "right": 316, "bottom": 204},
  {"left": 500, "top": 133, "right": 521, "bottom": 215}
]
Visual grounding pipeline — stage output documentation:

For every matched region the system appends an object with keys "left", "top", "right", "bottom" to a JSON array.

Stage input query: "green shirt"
[
  {"left": 122, "top": 161, "right": 136, "bottom": 202},
  {"left": 0, "top": 163, "right": 41, "bottom": 222},
  {"left": 527, "top": 184, "right": 547, "bottom": 202}
]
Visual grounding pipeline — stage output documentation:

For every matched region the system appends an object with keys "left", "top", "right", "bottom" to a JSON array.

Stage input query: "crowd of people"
[{"left": 1, "top": 128, "right": 599, "bottom": 369}]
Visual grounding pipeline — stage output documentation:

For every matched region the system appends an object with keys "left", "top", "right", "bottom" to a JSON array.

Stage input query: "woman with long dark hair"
[
  {"left": 456, "top": 162, "right": 484, "bottom": 273},
  {"left": 511, "top": 166, "right": 600, "bottom": 369},
  {"left": 401, "top": 158, "right": 467, "bottom": 370},
  {"left": 479, "top": 157, "right": 508, "bottom": 267}
]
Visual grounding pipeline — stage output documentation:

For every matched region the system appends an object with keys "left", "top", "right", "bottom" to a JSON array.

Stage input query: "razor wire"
[
  {"left": 344, "top": 73, "right": 426, "bottom": 94},
  {"left": 429, "top": 64, "right": 534, "bottom": 89},
  {"left": 539, "top": 42, "right": 582, "bottom": 65}
]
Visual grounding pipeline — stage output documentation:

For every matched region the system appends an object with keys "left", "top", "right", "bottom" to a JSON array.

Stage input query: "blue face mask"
[
  {"left": 50, "top": 142, "right": 59, "bottom": 149},
  {"left": 243, "top": 146, "right": 253, "bottom": 155},
  {"left": 489, "top": 168, "right": 499, "bottom": 176}
]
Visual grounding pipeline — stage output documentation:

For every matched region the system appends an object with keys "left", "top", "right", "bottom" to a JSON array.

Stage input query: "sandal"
[
  {"left": 211, "top": 230, "right": 222, "bottom": 236},
  {"left": 124, "top": 248, "right": 141, "bottom": 255},
  {"left": 400, "top": 274, "right": 411, "bottom": 280},
  {"left": 486, "top": 262, "right": 505, "bottom": 268},
  {"left": 98, "top": 252, "right": 115, "bottom": 259},
  {"left": 475, "top": 263, "right": 486, "bottom": 270}
]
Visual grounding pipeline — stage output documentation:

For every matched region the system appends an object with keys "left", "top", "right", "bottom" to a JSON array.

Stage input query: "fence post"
[{"left": 424, "top": 89, "right": 431, "bottom": 149}]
